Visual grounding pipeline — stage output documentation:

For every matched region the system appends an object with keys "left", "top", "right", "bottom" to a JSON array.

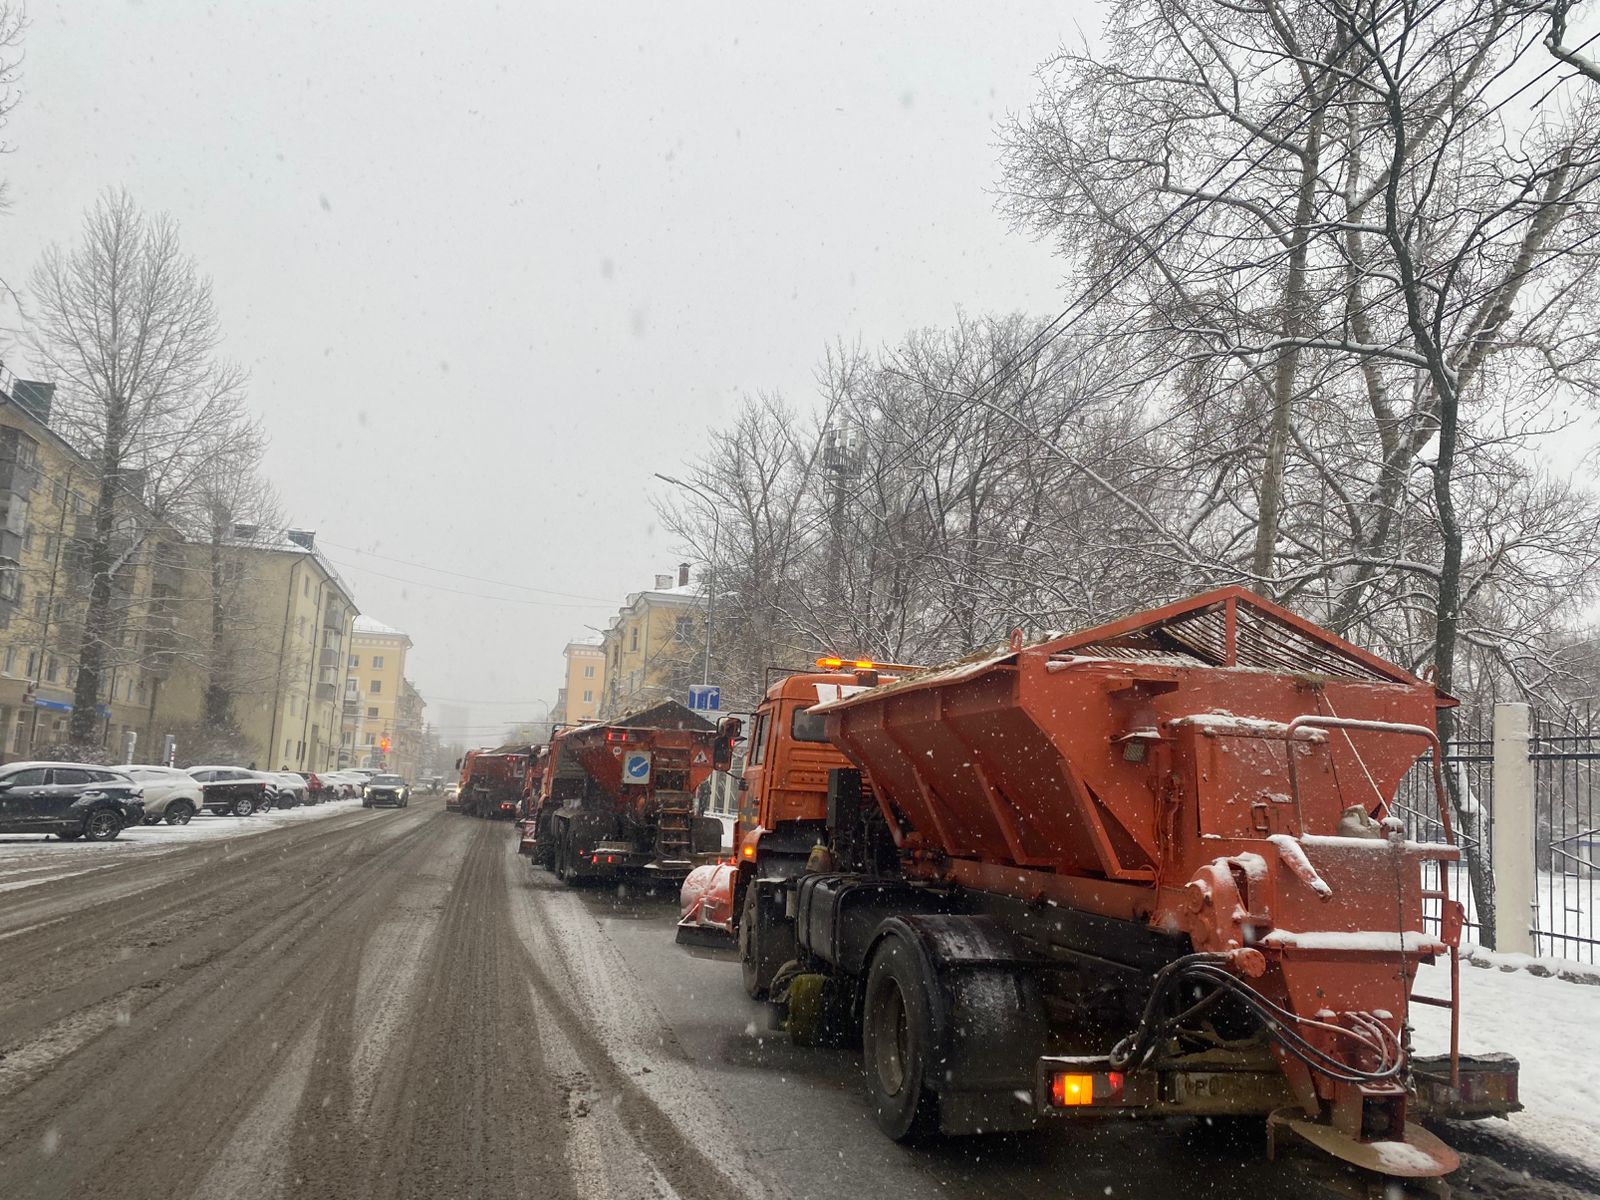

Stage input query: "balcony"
[
  {"left": 319, "top": 646, "right": 339, "bottom": 668},
  {"left": 317, "top": 681, "right": 338, "bottom": 703},
  {"left": 0, "top": 457, "right": 38, "bottom": 497},
  {"left": 323, "top": 606, "right": 346, "bottom": 631}
]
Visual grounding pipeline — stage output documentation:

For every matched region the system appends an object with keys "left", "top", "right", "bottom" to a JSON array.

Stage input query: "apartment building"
[
  {"left": 597, "top": 565, "right": 706, "bottom": 719},
  {"left": 344, "top": 616, "right": 418, "bottom": 772},
  {"left": 559, "top": 640, "right": 604, "bottom": 726},
  {"left": 0, "top": 374, "right": 186, "bottom": 761},
  {"left": 154, "top": 528, "right": 357, "bottom": 771}
]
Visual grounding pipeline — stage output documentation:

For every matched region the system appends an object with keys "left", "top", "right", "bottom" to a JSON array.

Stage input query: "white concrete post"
[{"left": 1491, "top": 702, "right": 1536, "bottom": 956}]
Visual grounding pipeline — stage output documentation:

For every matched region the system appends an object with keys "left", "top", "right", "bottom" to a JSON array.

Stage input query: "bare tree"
[{"left": 27, "top": 189, "right": 249, "bottom": 742}]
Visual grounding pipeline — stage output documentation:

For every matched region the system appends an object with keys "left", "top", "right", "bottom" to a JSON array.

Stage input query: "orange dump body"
[
  {"left": 555, "top": 723, "right": 720, "bottom": 822},
  {"left": 462, "top": 747, "right": 535, "bottom": 817},
  {"left": 818, "top": 587, "right": 1465, "bottom": 1169}
]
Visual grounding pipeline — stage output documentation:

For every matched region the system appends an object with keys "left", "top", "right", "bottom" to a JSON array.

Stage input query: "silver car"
[{"left": 125, "top": 766, "right": 206, "bottom": 825}]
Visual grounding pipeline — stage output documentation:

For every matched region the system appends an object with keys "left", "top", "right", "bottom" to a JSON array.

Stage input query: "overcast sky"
[{"left": 2, "top": 2, "right": 1086, "bottom": 742}]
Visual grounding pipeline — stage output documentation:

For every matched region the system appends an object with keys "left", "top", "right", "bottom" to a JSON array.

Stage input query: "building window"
[
  {"left": 33, "top": 594, "right": 45, "bottom": 619},
  {"left": 22, "top": 527, "right": 32, "bottom": 552},
  {"left": 1, "top": 648, "right": 12, "bottom": 675},
  {"left": 303, "top": 577, "right": 310, "bottom": 598},
  {"left": 349, "top": 654, "right": 359, "bottom": 668},
  {"left": 67, "top": 665, "right": 78, "bottom": 686},
  {"left": 367, "top": 706, "right": 378, "bottom": 718},
  {"left": 583, "top": 689, "right": 593, "bottom": 703},
  {"left": 584, "top": 665, "right": 595, "bottom": 678},
  {"left": 370, "top": 680, "right": 382, "bottom": 694},
  {"left": 51, "top": 480, "right": 63, "bottom": 505},
  {"left": 0, "top": 568, "right": 15, "bottom": 603},
  {"left": 46, "top": 656, "right": 58, "bottom": 683},
  {"left": 365, "top": 733, "right": 376, "bottom": 745},
  {"left": 137, "top": 679, "right": 147, "bottom": 703},
  {"left": 26, "top": 650, "right": 37, "bottom": 678},
  {"left": 630, "top": 627, "right": 639, "bottom": 652},
  {"left": 372, "top": 655, "right": 385, "bottom": 670},
  {"left": 674, "top": 615, "right": 693, "bottom": 643}
]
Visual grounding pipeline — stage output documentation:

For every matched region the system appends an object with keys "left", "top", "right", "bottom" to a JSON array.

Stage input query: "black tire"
[
  {"left": 82, "top": 807, "right": 124, "bottom": 842},
  {"left": 740, "top": 883, "right": 796, "bottom": 1000},
  {"left": 164, "top": 801, "right": 195, "bottom": 826},
  {"left": 229, "top": 794, "right": 256, "bottom": 818},
  {"left": 862, "top": 934, "right": 941, "bottom": 1142}
]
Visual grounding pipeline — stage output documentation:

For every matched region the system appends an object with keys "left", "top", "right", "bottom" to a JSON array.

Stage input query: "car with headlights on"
[
  {"left": 0, "top": 762, "right": 145, "bottom": 841},
  {"left": 362, "top": 774, "right": 410, "bottom": 808}
]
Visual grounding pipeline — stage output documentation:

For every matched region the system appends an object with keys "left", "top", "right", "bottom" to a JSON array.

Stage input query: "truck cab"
[{"left": 678, "top": 659, "right": 914, "bottom": 993}]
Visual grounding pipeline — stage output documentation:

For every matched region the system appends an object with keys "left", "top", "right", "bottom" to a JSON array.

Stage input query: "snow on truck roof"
[{"left": 812, "top": 587, "right": 1436, "bottom": 715}]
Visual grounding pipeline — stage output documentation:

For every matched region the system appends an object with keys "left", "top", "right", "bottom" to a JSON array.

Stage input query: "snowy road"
[{"left": 0, "top": 798, "right": 1594, "bottom": 1200}]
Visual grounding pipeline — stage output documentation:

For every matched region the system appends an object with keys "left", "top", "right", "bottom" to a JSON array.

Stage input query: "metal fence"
[
  {"left": 1393, "top": 714, "right": 1493, "bottom": 945},
  {"left": 1390, "top": 706, "right": 1600, "bottom": 964},
  {"left": 1530, "top": 707, "right": 1600, "bottom": 964}
]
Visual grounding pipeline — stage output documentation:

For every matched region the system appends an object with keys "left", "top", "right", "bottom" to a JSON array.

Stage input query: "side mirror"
[
  {"left": 0, "top": 780, "right": 13, "bottom": 792},
  {"left": 713, "top": 716, "right": 743, "bottom": 771}
]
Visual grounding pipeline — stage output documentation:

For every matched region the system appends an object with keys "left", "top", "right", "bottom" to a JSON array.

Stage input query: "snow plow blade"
[{"left": 676, "top": 862, "right": 738, "bottom": 948}]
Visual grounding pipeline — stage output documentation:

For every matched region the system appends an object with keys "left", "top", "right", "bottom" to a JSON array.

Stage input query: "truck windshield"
[{"left": 791, "top": 707, "right": 830, "bottom": 743}]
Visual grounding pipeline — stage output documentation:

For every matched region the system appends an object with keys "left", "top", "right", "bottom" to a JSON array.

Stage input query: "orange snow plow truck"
[
  {"left": 525, "top": 700, "right": 734, "bottom": 884},
  {"left": 678, "top": 588, "right": 1519, "bottom": 1190},
  {"left": 456, "top": 745, "right": 538, "bottom": 819}
]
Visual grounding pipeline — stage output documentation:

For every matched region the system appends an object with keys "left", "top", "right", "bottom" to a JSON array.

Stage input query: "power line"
[
  {"left": 320, "top": 539, "right": 618, "bottom": 603},
  {"left": 325, "top": 557, "right": 615, "bottom": 610}
]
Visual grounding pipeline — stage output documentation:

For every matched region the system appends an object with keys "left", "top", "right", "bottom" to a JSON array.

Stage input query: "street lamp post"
[{"left": 654, "top": 473, "right": 717, "bottom": 686}]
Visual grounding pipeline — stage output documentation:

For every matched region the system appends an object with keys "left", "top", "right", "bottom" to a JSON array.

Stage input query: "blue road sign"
[
  {"left": 687, "top": 684, "right": 721, "bottom": 712},
  {"left": 623, "top": 750, "right": 652, "bottom": 783}
]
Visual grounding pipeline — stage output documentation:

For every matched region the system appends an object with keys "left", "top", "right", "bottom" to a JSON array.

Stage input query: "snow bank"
[{"left": 1410, "top": 951, "right": 1600, "bottom": 1163}]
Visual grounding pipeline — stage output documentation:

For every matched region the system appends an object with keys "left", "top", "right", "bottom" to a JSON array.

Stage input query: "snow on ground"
[
  {"left": 1410, "top": 948, "right": 1600, "bottom": 1164},
  {"left": 0, "top": 799, "right": 364, "bottom": 893}
]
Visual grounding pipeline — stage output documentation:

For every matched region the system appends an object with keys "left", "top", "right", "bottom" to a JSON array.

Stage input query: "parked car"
[
  {"left": 186, "top": 766, "right": 273, "bottom": 817},
  {"left": 271, "top": 772, "right": 310, "bottom": 808},
  {"left": 125, "top": 765, "right": 206, "bottom": 825},
  {"left": 0, "top": 761, "right": 145, "bottom": 841},
  {"left": 320, "top": 770, "right": 364, "bottom": 799},
  {"left": 294, "top": 770, "right": 330, "bottom": 803},
  {"left": 362, "top": 774, "right": 410, "bottom": 808}
]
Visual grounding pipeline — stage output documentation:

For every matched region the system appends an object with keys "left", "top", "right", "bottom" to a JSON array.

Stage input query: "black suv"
[
  {"left": 362, "top": 774, "right": 410, "bottom": 808},
  {"left": 0, "top": 761, "right": 146, "bottom": 841},
  {"left": 187, "top": 767, "right": 273, "bottom": 817}
]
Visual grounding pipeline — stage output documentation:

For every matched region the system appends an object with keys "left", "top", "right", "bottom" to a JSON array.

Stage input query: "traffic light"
[{"left": 379, "top": 736, "right": 391, "bottom": 753}]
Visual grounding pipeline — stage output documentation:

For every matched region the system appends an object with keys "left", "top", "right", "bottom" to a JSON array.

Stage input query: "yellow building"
[
  {"left": 0, "top": 376, "right": 186, "bottom": 761},
  {"left": 344, "top": 616, "right": 417, "bottom": 773},
  {"left": 597, "top": 566, "right": 707, "bottom": 719},
  {"left": 560, "top": 640, "right": 604, "bottom": 725},
  {"left": 154, "top": 528, "right": 357, "bottom": 772}
]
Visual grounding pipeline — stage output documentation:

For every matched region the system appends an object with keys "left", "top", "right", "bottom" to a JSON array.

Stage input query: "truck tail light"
[{"left": 1049, "top": 1071, "right": 1124, "bottom": 1107}]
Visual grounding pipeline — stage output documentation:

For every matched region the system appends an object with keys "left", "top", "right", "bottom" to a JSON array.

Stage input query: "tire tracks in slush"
[{"left": 501, "top": 847, "right": 788, "bottom": 1200}]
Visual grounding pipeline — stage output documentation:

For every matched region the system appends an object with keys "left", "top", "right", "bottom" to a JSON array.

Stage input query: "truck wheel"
[
  {"left": 740, "top": 884, "right": 796, "bottom": 1000},
  {"left": 863, "top": 934, "right": 940, "bottom": 1142}
]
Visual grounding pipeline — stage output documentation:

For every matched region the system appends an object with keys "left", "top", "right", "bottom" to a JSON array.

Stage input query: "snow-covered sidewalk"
[
  {"left": 1410, "top": 949, "right": 1600, "bottom": 1165},
  {"left": 0, "top": 799, "right": 365, "bottom": 894}
]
